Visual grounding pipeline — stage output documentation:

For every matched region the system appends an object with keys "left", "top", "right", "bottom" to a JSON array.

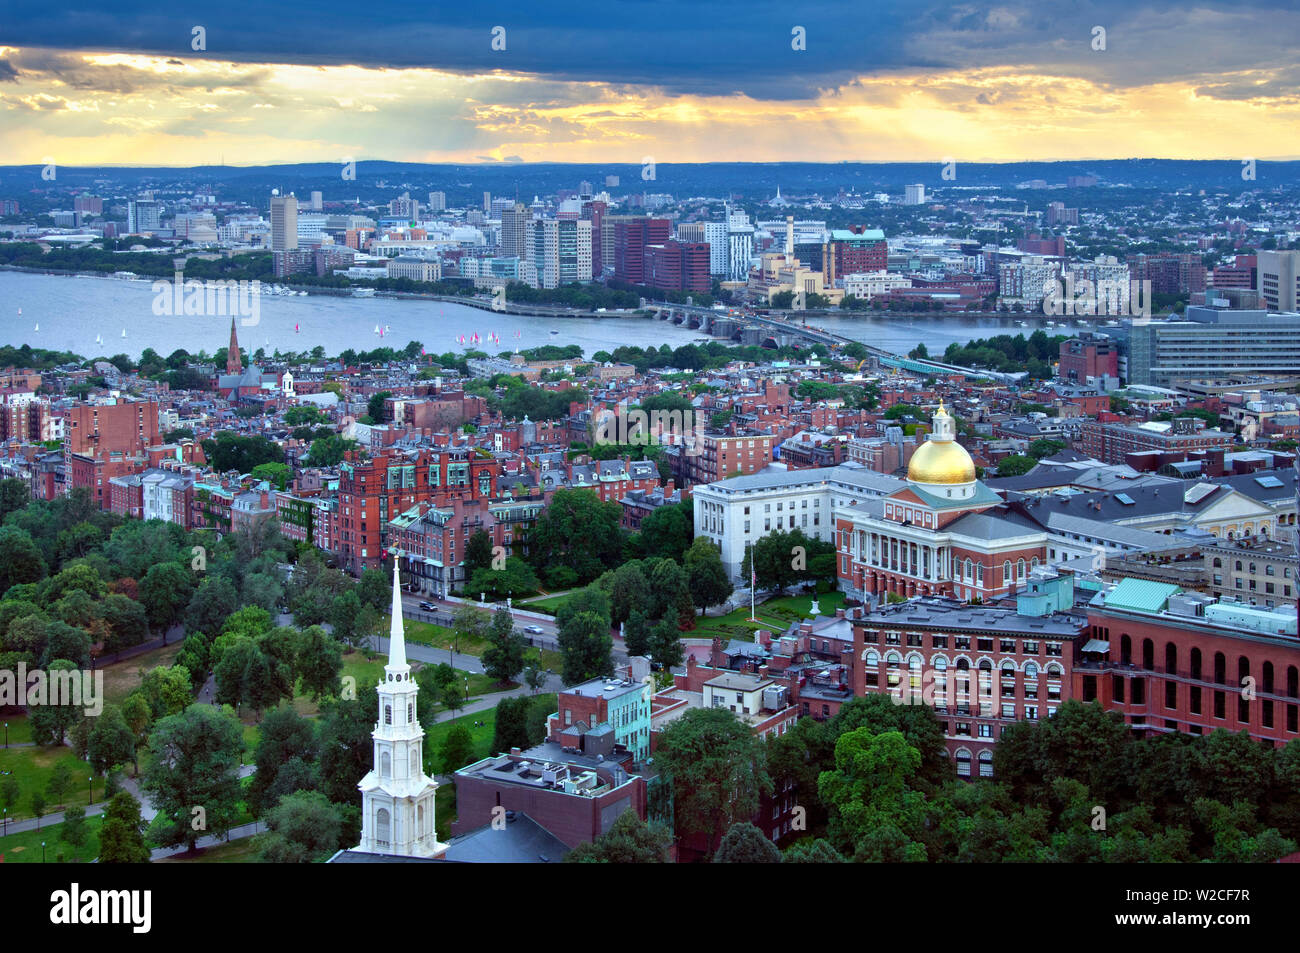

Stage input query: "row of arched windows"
[{"left": 1117, "top": 635, "right": 1300, "bottom": 697}]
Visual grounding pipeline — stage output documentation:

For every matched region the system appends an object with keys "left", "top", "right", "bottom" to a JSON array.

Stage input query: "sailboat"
[
  {"left": 33, "top": 323, "right": 38, "bottom": 332},
  {"left": 95, "top": 334, "right": 103, "bottom": 346},
  {"left": 121, "top": 328, "right": 127, "bottom": 338},
  {"left": 295, "top": 323, "right": 300, "bottom": 333},
  {"left": 373, "top": 324, "right": 380, "bottom": 335}
]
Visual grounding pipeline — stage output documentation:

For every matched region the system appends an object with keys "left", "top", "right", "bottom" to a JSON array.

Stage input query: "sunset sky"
[{"left": 1, "top": 1, "right": 1298, "bottom": 166}]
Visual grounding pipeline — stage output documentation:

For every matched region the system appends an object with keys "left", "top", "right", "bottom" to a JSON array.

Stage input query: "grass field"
[
  {"left": 688, "top": 590, "right": 847, "bottom": 643},
  {"left": 0, "top": 745, "right": 99, "bottom": 821},
  {"left": 156, "top": 837, "right": 260, "bottom": 863},
  {"left": 522, "top": 595, "right": 566, "bottom": 615},
  {"left": 387, "top": 617, "right": 491, "bottom": 656},
  {"left": 101, "top": 641, "right": 186, "bottom": 705},
  {"left": 0, "top": 813, "right": 104, "bottom": 863},
  {"left": 2, "top": 715, "right": 32, "bottom": 746}
]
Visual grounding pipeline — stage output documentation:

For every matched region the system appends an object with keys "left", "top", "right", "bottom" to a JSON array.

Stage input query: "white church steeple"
[{"left": 353, "top": 561, "right": 446, "bottom": 858}]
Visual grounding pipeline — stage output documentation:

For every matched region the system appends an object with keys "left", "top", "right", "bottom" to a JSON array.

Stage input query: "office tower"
[
  {"left": 903, "top": 184, "right": 926, "bottom": 205},
  {"left": 605, "top": 175, "right": 620, "bottom": 188},
  {"left": 1046, "top": 202, "right": 1079, "bottom": 226},
  {"left": 580, "top": 200, "right": 606, "bottom": 276},
  {"left": 483, "top": 192, "right": 492, "bottom": 213},
  {"left": 645, "top": 240, "right": 711, "bottom": 292},
  {"left": 825, "top": 226, "right": 888, "bottom": 280},
  {"left": 127, "top": 200, "right": 162, "bottom": 234},
  {"left": 578, "top": 180, "right": 593, "bottom": 196},
  {"left": 500, "top": 203, "right": 532, "bottom": 260},
  {"left": 613, "top": 217, "right": 671, "bottom": 284},
  {"left": 310, "top": 190, "right": 323, "bottom": 211},
  {"left": 74, "top": 195, "right": 103, "bottom": 215},
  {"left": 428, "top": 191, "right": 446, "bottom": 212},
  {"left": 676, "top": 221, "right": 729, "bottom": 277},
  {"left": 1259, "top": 250, "right": 1300, "bottom": 312},
  {"left": 726, "top": 209, "right": 755, "bottom": 282},
  {"left": 270, "top": 194, "right": 299, "bottom": 252}
]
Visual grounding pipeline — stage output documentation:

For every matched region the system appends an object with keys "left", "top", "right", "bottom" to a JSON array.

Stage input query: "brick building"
[{"left": 1080, "top": 419, "right": 1234, "bottom": 465}]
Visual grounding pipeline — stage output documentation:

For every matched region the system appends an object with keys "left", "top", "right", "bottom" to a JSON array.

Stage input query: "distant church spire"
[
  {"left": 388, "top": 558, "right": 407, "bottom": 671},
  {"left": 226, "top": 316, "right": 242, "bottom": 375}
]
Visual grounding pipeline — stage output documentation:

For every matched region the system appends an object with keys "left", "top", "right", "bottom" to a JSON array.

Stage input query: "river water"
[{"left": 0, "top": 270, "right": 1047, "bottom": 361}]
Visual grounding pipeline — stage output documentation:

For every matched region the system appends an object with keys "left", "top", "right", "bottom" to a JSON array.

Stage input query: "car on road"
[
  {"left": 418, "top": 601, "right": 437, "bottom": 611},
  {"left": 524, "top": 624, "right": 545, "bottom": 634}
]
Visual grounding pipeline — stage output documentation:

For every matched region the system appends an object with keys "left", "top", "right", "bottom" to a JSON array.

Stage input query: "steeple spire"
[
  {"left": 226, "top": 316, "right": 242, "bottom": 375},
  {"left": 388, "top": 559, "right": 407, "bottom": 670}
]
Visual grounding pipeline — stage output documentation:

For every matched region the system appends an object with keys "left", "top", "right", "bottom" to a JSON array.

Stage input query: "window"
[{"left": 384, "top": 705, "right": 392, "bottom": 725}]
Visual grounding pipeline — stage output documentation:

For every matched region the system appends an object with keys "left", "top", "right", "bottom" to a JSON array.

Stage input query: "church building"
[{"left": 352, "top": 562, "right": 447, "bottom": 859}]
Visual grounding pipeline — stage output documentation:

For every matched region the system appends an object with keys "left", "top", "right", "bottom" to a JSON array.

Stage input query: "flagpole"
[{"left": 748, "top": 541, "right": 757, "bottom": 622}]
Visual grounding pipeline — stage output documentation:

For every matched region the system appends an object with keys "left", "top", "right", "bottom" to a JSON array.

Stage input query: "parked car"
[
  {"left": 524, "top": 624, "right": 545, "bottom": 634},
  {"left": 419, "top": 601, "right": 437, "bottom": 611}
]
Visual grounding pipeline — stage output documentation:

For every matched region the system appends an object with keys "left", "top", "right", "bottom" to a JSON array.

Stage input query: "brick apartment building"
[
  {"left": 674, "top": 429, "right": 775, "bottom": 486},
  {"left": 1080, "top": 419, "right": 1234, "bottom": 465},
  {"left": 1058, "top": 335, "right": 1119, "bottom": 384}
]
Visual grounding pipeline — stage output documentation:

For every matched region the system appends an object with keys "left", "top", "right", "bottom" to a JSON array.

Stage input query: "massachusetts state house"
[{"left": 836, "top": 402, "right": 1049, "bottom": 603}]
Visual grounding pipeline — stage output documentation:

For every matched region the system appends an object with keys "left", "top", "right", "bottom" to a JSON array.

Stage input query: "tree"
[
  {"left": 0, "top": 477, "right": 31, "bottom": 522},
  {"left": 464, "top": 529, "right": 495, "bottom": 577},
  {"left": 140, "top": 704, "right": 244, "bottom": 852},
  {"left": 29, "top": 790, "right": 46, "bottom": 829},
  {"left": 624, "top": 608, "right": 652, "bottom": 658},
  {"left": 528, "top": 488, "right": 627, "bottom": 586},
  {"left": 367, "top": 390, "right": 394, "bottom": 423},
  {"left": 249, "top": 705, "right": 319, "bottom": 817},
  {"left": 251, "top": 462, "right": 291, "bottom": 491},
  {"left": 0, "top": 776, "right": 18, "bottom": 820},
  {"left": 783, "top": 839, "right": 846, "bottom": 863},
  {"left": 817, "top": 728, "right": 927, "bottom": 861},
  {"left": 523, "top": 665, "right": 547, "bottom": 694},
  {"left": 995, "top": 454, "right": 1037, "bottom": 478},
  {"left": 132, "top": 665, "right": 193, "bottom": 720},
  {"left": 655, "top": 707, "right": 773, "bottom": 857},
  {"left": 714, "top": 821, "right": 782, "bottom": 863},
  {"left": 62, "top": 804, "right": 88, "bottom": 861},
  {"left": 1027, "top": 438, "right": 1067, "bottom": 460},
  {"left": 556, "top": 587, "right": 613, "bottom": 684},
  {"left": 88, "top": 705, "right": 137, "bottom": 775},
  {"left": 439, "top": 723, "right": 477, "bottom": 773},
  {"left": 46, "top": 760, "right": 74, "bottom": 807},
  {"left": 685, "top": 537, "right": 733, "bottom": 614},
  {"left": 98, "top": 791, "right": 151, "bottom": 863},
  {"left": 492, "top": 696, "right": 532, "bottom": 755},
  {"left": 28, "top": 659, "right": 84, "bottom": 745},
  {"left": 120, "top": 692, "right": 152, "bottom": 774},
  {"left": 138, "top": 562, "right": 194, "bottom": 635},
  {"left": 599, "top": 561, "right": 652, "bottom": 626},
  {"left": 465, "top": 557, "right": 540, "bottom": 602},
  {"left": 318, "top": 691, "right": 374, "bottom": 806},
  {"left": 0, "top": 525, "right": 46, "bottom": 592},
  {"left": 306, "top": 435, "right": 358, "bottom": 467},
  {"left": 329, "top": 589, "right": 364, "bottom": 646},
  {"left": 636, "top": 502, "right": 693, "bottom": 563},
  {"left": 295, "top": 625, "right": 343, "bottom": 699},
  {"left": 185, "top": 577, "right": 239, "bottom": 643},
  {"left": 450, "top": 603, "right": 491, "bottom": 668},
  {"left": 648, "top": 558, "right": 695, "bottom": 629},
  {"left": 565, "top": 810, "right": 672, "bottom": 863},
  {"left": 256, "top": 790, "right": 344, "bottom": 863},
  {"left": 481, "top": 607, "right": 526, "bottom": 685},
  {"left": 648, "top": 615, "right": 684, "bottom": 669},
  {"left": 100, "top": 594, "right": 149, "bottom": 654}
]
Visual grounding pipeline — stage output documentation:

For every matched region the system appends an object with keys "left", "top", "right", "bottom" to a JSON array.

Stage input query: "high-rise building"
[
  {"left": 270, "top": 194, "right": 299, "bottom": 252},
  {"left": 726, "top": 210, "right": 755, "bottom": 282},
  {"left": 482, "top": 191, "right": 492, "bottom": 213},
  {"left": 675, "top": 221, "right": 729, "bottom": 276},
  {"left": 427, "top": 191, "right": 446, "bottom": 212},
  {"left": 613, "top": 216, "right": 671, "bottom": 284},
  {"left": 644, "top": 240, "right": 711, "bottom": 293},
  {"left": 580, "top": 199, "right": 606, "bottom": 276},
  {"left": 825, "top": 227, "right": 888, "bottom": 280},
  {"left": 126, "top": 200, "right": 162, "bottom": 234},
  {"left": 1045, "top": 202, "right": 1079, "bottom": 226},
  {"left": 74, "top": 195, "right": 103, "bottom": 215},
  {"left": 529, "top": 218, "right": 592, "bottom": 289},
  {"left": 310, "top": 190, "right": 323, "bottom": 211},
  {"left": 1259, "top": 250, "right": 1300, "bottom": 312},
  {"left": 1115, "top": 304, "right": 1300, "bottom": 386},
  {"left": 500, "top": 202, "right": 531, "bottom": 260},
  {"left": 903, "top": 184, "right": 926, "bottom": 205}
]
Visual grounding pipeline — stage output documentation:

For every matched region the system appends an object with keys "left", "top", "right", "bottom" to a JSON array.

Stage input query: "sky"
[{"left": 0, "top": 1, "right": 1298, "bottom": 166}]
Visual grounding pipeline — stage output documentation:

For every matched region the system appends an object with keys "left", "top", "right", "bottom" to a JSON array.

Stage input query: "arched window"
[
  {"left": 1212, "top": 557, "right": 1222, "bottom": 568},
  {"left": 864, "top": 650, "right": 879, "bottom": 667},
  {"left": 376, "top": 808, "right": 390, "bottom": 846},
  {"left": 1025, "top": 662, "right": 1039, "bottom": 679},
  {"left": 1263, "top": 662, "right": 1275, "bottom": 695},
  {"left": 1003, "top": 561, "right": 1012, "bottom": 584},
  {"left": 1191, "top": 648, "right": 1203, "bottom": 680},
  {"left": 1001, "top": 660, "right": 1017, "bottom": 675},
  {"left": 1017, "top": 559, "right": 1025, "bottom": 580},
  {"left": 1288, "top": 666, "right": 1299, "bottom": 698},
  {"left": 1046, "top": 663, "right": 1063, "bottom": 679},
  {"left": 976, "top": 563, "right": 984, "bottom": 586},
  {"left": 964, "top": 558, "right": 973, "bottom": 581},
  {"left": 1165, "top": 643, "right": 1177, "bottom": 674},
  {"left": 1214, "top": 652, "right": 1226, "bottom": 685},
  {"left": 410, "top": 749, "right": 419, "bottom": 778},
  {"left": 978, "top": 750, "right": 994, "bottom": 777},
  {"left": 932, "top": 655, "right": 949, "bottom": 671},
  {"left": 381, "top": 752, "right": 391, "bottom": 779},
  {"left": 1142, "top": 639, "right": 1154, "bottom": 671},
  {"left": 955, "top": 748, "right": 972, "bottom": 777},
  {"left": 1030, "top": 557, "right": 1039, "bottom": 572},
  {"left": 417, "top": 803, "right": 426, "bottom": 838},
  {"left": 886, "top": 652, "right": 902, "bottom": 667},
  {"left": 407, "top": 702, "right": 414, "bottom": 724},
  {"left": 385, "top": 705, "right": 392, "bottom": 725},
  {"left": 1120, "top": 635, "right": 1132, "bottom": 665}
]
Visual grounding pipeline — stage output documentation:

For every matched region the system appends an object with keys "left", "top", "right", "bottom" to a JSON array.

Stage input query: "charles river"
[{"left": 0, "top": 270, "right": 1041, "bottom": 361}]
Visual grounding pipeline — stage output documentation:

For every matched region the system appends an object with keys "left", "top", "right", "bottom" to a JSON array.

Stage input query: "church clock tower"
[{"left": 353, "top": 562, "right": 446, "bottom": 858}]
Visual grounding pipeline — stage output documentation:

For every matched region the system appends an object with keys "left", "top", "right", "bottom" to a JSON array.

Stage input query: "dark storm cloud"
[{"left": 2, "top": 0, "right": 1297, "bottom": 100}]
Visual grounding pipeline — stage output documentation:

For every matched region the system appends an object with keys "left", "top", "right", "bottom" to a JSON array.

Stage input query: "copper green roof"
[{"left": 1105, "top": 577, "right": 1181, "bottom": 614}]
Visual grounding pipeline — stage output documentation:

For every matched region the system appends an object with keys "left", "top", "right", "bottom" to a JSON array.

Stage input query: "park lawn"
[
  {"left": 524, "top": 647, "right": 564, "bottom": 674},
  {"left": 394, "top": 617, "right": 489, "bottom": 656},
  {"left": 100, "top": 641, "right": 186, "bottom": 705},
  {"left": 0, "top": 813, "right": 104, "bottom": 863},
  {"left": 0, "top": 745, "right": 98, "bottom": 821},
  {"left": 2, "top": 715, "right": 33, "bottom": 746},
  {"left": 521, "top": 595, "right": 566, "bottom": 615},
  {"left": 689, "top": 590, "right": 848, "bottom": 643},
  {"left": 241, "top": 724, "right": 260, "bottom": 762},
  {"left": 342, "top": 650, "right": 388, "bottom": 689},
  {"left": 156, "top": 837, "right": 260, "bottom": 863},
  {"left": 424, "top": 709, "right": 497, "bottom": 775}
]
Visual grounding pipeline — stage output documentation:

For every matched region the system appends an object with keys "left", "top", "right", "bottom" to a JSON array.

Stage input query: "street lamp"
[
  {"left": 89, "top": 775, "right": 94, "bottom": 804},
  {"left": 42, "top": 840, "right": 46, "bottom": 863},
  {"left": 3, "top": 722, "right": 7, "bottom": 748}
]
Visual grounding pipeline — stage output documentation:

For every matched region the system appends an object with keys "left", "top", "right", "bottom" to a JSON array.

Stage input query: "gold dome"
[
  {"left": 908, "top": 440, "right": 976, "bottom": 484},
  {"left": 907, "top": 403, "right": 975, "bottom": 484}
]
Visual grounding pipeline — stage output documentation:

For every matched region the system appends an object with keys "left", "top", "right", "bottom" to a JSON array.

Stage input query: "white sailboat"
[
  {"left": 95, "top": 334, "right": 103, "bottom": 346},
  {"left": 33, "top": 323, "right": 38, "bottom": 332},
  {"left": 121, "top": 328, "right": 127, "bottom": 338}
]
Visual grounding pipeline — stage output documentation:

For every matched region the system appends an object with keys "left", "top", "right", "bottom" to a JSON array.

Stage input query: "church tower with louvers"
[{"left": 353, "top": 563, "right": 446, "bottom": 858}]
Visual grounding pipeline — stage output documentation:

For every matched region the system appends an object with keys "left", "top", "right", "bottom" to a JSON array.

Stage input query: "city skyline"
[{"left": 2, "top": 1, "right": 1299, "bottom": 165}]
